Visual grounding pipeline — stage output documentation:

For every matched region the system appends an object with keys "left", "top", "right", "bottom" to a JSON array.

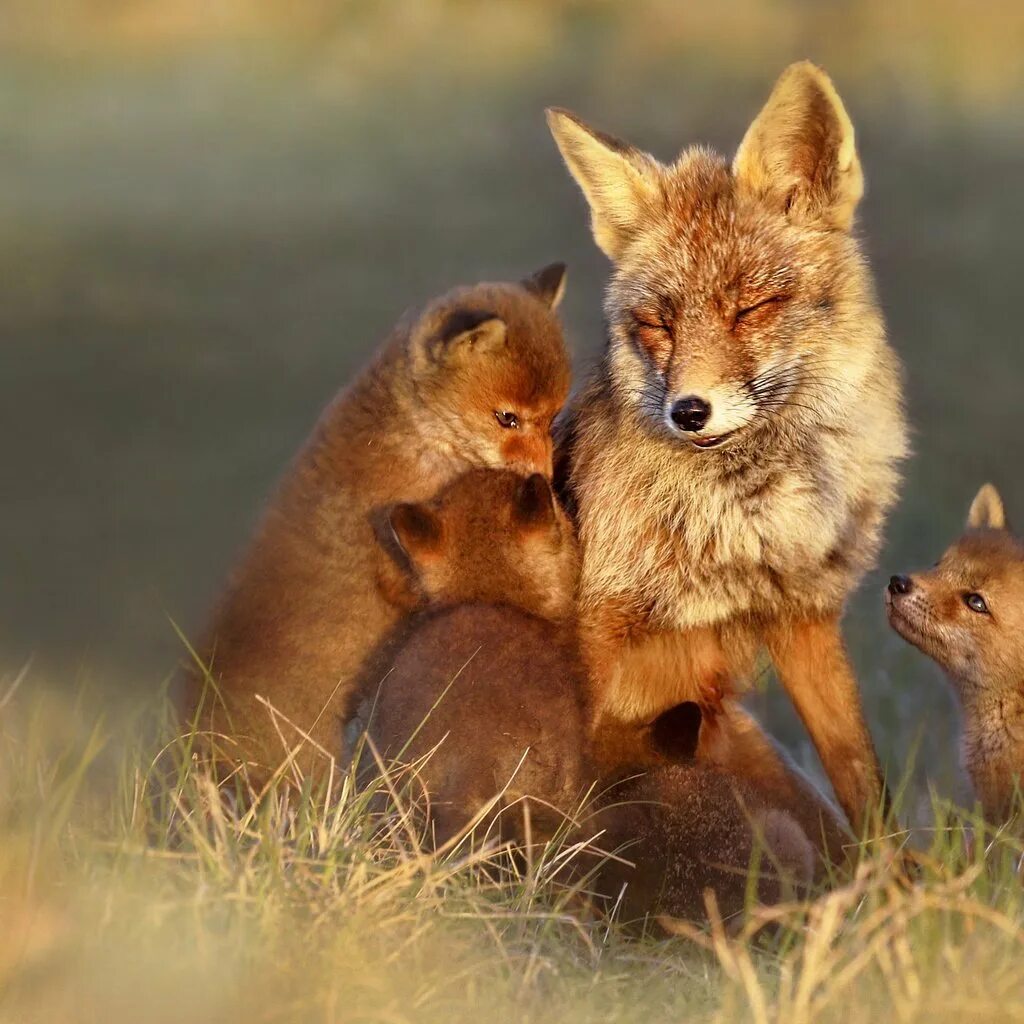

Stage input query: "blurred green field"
[{"left": 3, "top": 0, "right": 1024, "bottom": 812}]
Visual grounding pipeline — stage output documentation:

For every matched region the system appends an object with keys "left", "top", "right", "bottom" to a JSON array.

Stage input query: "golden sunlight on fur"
[
  {"left": 549, "top": 62, "right": 908, "bottom": 835},
  {"left": 184, "top": 267, "right": 570, "bottom": 781},
  {"left": 888, "top": 483, "right": 1024, "bottom": 824}
]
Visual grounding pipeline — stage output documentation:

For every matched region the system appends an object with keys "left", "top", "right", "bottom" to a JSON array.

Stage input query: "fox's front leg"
[
  {"left": 580, "top": 603, "right": 732, "bottom": 769},
  {"left": 765, "top": 615, "right": 887, "bottom": 837}
]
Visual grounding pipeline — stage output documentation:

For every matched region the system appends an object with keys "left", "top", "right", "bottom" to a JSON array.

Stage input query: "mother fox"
[{"left": 548, "top": 62, "right": 908, "bottom": 835}]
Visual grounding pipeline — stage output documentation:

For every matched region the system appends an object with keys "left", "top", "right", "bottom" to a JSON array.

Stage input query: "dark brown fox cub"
[
  {"left": 361, "top": 469, "right": 589, "bottom": 847},
  {"left": 548, "top": 62, "right": 907, "bottom": 834},
  {"left": 185, "top": 267, "right": 571, "bottom": 779},
  {"left": 887, "top": 485, "right": 1024, "bottom": 824},
  {"left": 588, "top": 763, "right": 816, "bottom": 929}
]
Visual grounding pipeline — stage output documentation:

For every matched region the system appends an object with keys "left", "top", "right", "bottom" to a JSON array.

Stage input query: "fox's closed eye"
[
  {"left": 494, "top": 410, "right": 520, "bottom": 429},
  {"left": 631, "top": 309, "right": 673, "bottom": 364},
  {"left": 735, "top": 295, "right": 788, "bottom": 324},
  {"left": 964, "top": 592, "right": 989, "bottom": 614},
  {"left": 633, "top": 312, "right": 669, "bottom": 331}
]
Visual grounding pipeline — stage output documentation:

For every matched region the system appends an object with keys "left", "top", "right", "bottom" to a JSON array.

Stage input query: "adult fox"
[{"left": 548, "top": 62, "right": 908, "bottom": 834}]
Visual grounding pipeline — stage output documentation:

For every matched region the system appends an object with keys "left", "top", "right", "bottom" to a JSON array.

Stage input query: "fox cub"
[
  {"left": 887, "top": 484, "right": 1024, "bottom": 823},
  {"left": 186, "top": 266, "right": 571, "bottom": 779},
  {"left": 360, "top": 469, "right": 589, "bottom": 848},
  {"left": 588, "top": 760, "right": 816, "bottom": 929},
  {"left": 547, "top": 62, "right": 907, "bottom": 833}
]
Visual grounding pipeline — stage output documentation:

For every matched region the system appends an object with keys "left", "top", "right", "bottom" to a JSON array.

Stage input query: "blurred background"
[{"left": 3, "top": 0, "right": 1022, "bottom": 812}]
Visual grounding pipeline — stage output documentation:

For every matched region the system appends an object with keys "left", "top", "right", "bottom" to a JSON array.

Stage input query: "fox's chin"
[{"left": 886, "top": 600, "right": 936, "bottom": 655}]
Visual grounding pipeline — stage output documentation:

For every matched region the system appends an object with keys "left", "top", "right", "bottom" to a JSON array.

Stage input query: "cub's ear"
[
  {"left": 967, "top": 483, "right": 1008, "bottom": 532},
  {"left": 522, "top": 261, "right": 567, "bottom": 310},
  {"left": 733, "top": 61, "right": 863, "bottom": 231},
  {"left": 546, "top": 108, "right": 661, "bottom": 261},
  {"left": 388, "top": 502, "right": 444, "bottom": 562},
  {"left": 514, "top": 473, "right": 557, "bottom": 531},
  {"left": 423, "top": 309, "right": 507, "bottom": 365}
]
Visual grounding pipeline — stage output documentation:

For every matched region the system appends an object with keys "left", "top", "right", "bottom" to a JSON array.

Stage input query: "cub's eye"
[
  {"left": 964, "top": 593, "right": 989, "bottom": 614},
  {"left": 494, "top": 410, "right": 519, "bottom": 430}
]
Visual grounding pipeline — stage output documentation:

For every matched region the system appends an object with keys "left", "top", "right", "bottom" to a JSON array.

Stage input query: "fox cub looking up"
[
  {"left": 547, "top": 62, "right": 907, "bottom": 834},
  {"left": 887, "top": 484, "right": 1024, "bottom": 824},
  {"left": 360, "top": 469, "right": 589, "bottom": 848},
  {"left": 186, "top": 266, "right": 571, "bottom": 780}
]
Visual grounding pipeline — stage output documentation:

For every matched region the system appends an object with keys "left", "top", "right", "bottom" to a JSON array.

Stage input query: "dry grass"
[{"left": 4, "top": 665, "right": 1024, "bottom": 1023}]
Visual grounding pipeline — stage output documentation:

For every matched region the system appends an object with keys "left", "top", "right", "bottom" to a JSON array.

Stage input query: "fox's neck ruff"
[{"left": 572, "top": 320, "right": 905, "bottom": 628}]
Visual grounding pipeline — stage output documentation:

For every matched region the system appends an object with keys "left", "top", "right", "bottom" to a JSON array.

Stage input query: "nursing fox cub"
[
  {"left": 590, "top": 763, "right": 816, "bottom": 928},
  {"left": 888, "top": 485, "right": 1024, "bottom": 824},
  {"left": 186, "top": 266, "right": 570, "bottom": 778},
  {"left": 548, "top": 61, "right": 908, "bottom": 833},
  {"left": 359, "top": 469, "right": 589, "bottom": 847}
]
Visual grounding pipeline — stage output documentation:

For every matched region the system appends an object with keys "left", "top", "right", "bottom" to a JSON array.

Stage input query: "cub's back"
[
  {"left": 364, "top": 604, "right": 589, "bottom": 845},
  {"left": 586, "top": 764, "right": 815, "bottom": 928}
]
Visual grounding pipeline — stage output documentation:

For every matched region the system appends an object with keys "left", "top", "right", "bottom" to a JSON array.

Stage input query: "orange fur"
[
  {"left": 358, "top": 470, "right": 588, "bottom": 847},
  {"left": 184, "top": 268, "right": 571, "bottom": 780},
  {"left": 548, "top": 63, "right": 907, "bottom": 834},
  {"left": 888, "top": 484, "right": 1024, "bottom": 824}
]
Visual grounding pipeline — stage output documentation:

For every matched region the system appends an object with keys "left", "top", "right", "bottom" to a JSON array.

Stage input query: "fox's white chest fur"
[{"left": 576, "top": 417, "right": 885, "bottom": 629}]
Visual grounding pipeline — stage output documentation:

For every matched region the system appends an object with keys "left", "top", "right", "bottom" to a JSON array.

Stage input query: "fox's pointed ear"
[
  {"left": 546, "top": 108, "right": 661, "bottom": 261},
  {"left": 514, "top": 473, "right": 557, "bottom": 530},
  {"left": 733, "top": 61, "right": 863, "bottom": 231},
  {"left": 388, "top": 503, "right": 443, "bottom": 562},
  {"left": 522, "top": 261, "right": 567, "bottom": 310},
  {"left": 967, "top": 483, "right": 1008, "bottom": 531}
]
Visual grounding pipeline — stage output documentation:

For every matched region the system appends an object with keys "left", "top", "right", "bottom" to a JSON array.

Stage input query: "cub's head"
[
  {"left": 548, "top": 62, "right": 875, "bottom": 453},
  {"left": 385, "top": 469, "right": 578, "bottom": 620},
  {"left": 408, "top": 264, "right": 571, "bottom": 478},
  {"left": 886, "top": 484, "right": 1024, "bottom": 695}
]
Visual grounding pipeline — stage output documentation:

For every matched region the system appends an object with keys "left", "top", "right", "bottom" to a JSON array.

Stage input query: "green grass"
[{"left": 4, "top": 668, "right": 1024, "bottom": 1024}]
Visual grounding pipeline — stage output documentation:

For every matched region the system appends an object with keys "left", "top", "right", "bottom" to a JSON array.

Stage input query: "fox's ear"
[
  {"left": 546, "top": 108, "right": 661, "bottom": 261},
  {"left": 514, "top": 473, "right": 557, "bottom": 531},
  {"left": 424, "top": 308, "right": 507, "bottom": 365},
  {"left": 522, "top": 261, "right": 567, "bottom": 310},
  {"left": 388, "top": 503, "right": 444, "bottom": 563},
  {"left": 733, "top": 61, "right": 863, "bottom": 231},
  {"left": 967, "top": 483, "right": 1008, "bottom": 531}
]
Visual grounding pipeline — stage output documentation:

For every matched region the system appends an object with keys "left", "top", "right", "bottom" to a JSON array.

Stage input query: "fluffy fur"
[
  {"left": 359, "top": 469, "right": 588, "bottom": 847},
  {"left": 585, "top": 764, "right": 816, "bottom": 930},
  {"left": 887, "top": 484, "right": 1024, "bottom": 823},
  {"left": 185, "top": 267, "right": 571, "bottom": 779},
  {"left": 548, "top": 62, "right": 908, "bottom": 833}
]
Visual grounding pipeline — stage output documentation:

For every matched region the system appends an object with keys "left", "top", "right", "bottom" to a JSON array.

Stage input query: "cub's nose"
[
  {"left": 888, "top": 574, "right": 913, "bottom": 596},
  {"left": 669, "top": 396, "right": 711, "bottom": 432}
]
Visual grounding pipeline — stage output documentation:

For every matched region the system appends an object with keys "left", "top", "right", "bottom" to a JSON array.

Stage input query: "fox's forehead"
[
  {"left": 936, "top": 531, "right": 1024, "bottom": 588},
  {"left": 474, "top": 359, "right": 570, "bottom": 413},
  {"left": 616, "top": 150, "right": 796, "bottom": 304}
]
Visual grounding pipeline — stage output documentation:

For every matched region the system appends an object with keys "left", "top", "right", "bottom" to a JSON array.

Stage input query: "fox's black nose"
[
  {"left": 888, "top": 574, "right": 913, "bottom": 596},
  {"left": 669, "top": 396, "right": 711, "bottom": 432}
]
